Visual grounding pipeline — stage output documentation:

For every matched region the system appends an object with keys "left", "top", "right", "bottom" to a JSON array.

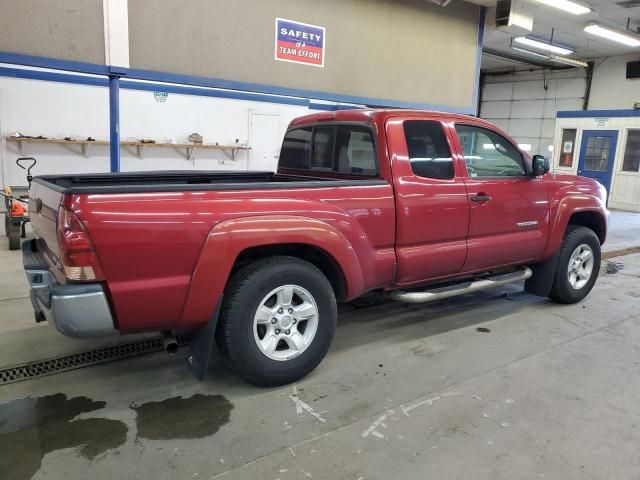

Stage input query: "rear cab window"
[{"left": 279, "top": 124, "right": 378, "bottom": 177}]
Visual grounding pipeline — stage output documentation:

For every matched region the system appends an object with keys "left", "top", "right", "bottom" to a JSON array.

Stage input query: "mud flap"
[
  {"left": 186, "top": 296, "right": 222, "bottom": 381},
  {"left": 525, "top": 251, "right": 560, "bottom": 297}
]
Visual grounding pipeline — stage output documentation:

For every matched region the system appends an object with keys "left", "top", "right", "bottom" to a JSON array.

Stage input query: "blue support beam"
[
  {"left": 109, "top": 75, "right": 120, "bottom": 173},
  {"left": 0, "top": 50, "right": 477, "bottom": 115}
]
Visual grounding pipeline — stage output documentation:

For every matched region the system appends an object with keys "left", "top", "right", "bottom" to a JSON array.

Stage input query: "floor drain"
[{"left": 0, "top": 332, "right": 192, "bottom": 386}]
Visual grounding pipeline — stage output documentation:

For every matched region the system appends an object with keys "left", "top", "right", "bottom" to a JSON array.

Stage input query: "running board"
[{"left": 388, "top": 267, "right": 533, "bottom": 304}]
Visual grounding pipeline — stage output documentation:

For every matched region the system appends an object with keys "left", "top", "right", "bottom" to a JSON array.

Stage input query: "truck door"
[
  {"left": 450, "top": 122, "right": 549, "bottom": 272},
  {"left": 387, "top": 117, "right": 470, "bottom": 285}
]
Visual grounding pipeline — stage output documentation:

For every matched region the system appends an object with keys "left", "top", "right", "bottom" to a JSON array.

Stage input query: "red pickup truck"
[{"left": 24, "top": 109, "right": 608, "bottom": 386}]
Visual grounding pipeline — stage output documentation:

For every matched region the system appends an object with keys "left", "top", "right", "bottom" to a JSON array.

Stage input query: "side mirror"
[{"left": 532, "top": 155, "right": 550, "bottom": 177}]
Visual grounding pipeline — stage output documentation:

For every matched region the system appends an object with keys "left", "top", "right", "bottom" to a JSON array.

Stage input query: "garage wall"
[
  {"left": 480, "top": 70, "right": 587, "bottom": 156},
  {"left": 0, "top": 0, "right": 105, "bottom": 64},
  {"left": 0, "top": 0, "right": 485, "bottom": 188},
  {"left": 0, "top": 72, "right": 312, "bottom": 188},
  {"left": 129, "top": 0, "right": 481, "bottom": 110},
  {"left": 589, "top": 54, "right": 640, "bottom": 110}
]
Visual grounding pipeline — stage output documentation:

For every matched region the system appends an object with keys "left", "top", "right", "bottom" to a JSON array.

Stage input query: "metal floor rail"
[{"left": 0, "top": 332, "right": 192, "bottom": 386}]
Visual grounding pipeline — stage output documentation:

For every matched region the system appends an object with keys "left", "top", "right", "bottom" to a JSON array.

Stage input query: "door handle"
[{"left": 471, "top": 194, "right": 492, "bottom": 202}]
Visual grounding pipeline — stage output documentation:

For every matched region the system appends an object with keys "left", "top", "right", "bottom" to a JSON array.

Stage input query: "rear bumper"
[{"left": 22, "top": 240, "right": 116, "bottom": 338}]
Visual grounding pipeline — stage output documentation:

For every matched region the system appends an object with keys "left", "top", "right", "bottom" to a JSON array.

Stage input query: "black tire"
[
  {"left": 549, "top": 225, "right": 601, "bottom": 304},
  {"left": 8, "top": 222, "right": 21, "bottom": 250},
  {"left": 4, "top": 214, "right": 9, "bottom": 237},
  {"left": 216, "top": 256, "right": 337, "bottom": 387}
]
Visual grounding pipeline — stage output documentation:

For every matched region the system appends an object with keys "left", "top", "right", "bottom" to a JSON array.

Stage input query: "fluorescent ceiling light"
[
  {"left": 512, "top": 46, "right": 588, "bottom": 68},
  {"left": 549, "top": 55, "right": 589, "bottom": 67},
  {"left": 531, "top": 0, "right": 591, "bottom": 15},
  {"left": 518, "top": 144, "right": 532, "bottom": 152},
  {"left": 514, "top": 36, "right": 574, "bottom": 55},
  {"left": 512, "top": 46, "right": 549, "bottom": 58},
  {"left": 584, "top": 24, "right": 640, "bottom": 47},
  {"left": 548, "top": 145, "right": 554, "bottom": 152}
]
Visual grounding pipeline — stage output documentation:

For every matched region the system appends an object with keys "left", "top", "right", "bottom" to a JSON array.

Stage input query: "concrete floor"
[{"left": 1, "top": 212, "right": 640, "bottom": 480}]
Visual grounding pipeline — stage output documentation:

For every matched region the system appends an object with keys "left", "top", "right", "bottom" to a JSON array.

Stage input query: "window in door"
[
  {"left": 621, "top": 129, "right": 640, "bottom": 172},
  {"left": 403, "top": 120, "right": 453, "bottom": 179},
  {"left": 559, "top": 128, "right": 577, "bottom": 167},
  {"left": 584, "top": 136, "right": 611, "bottom": 172},
  {"left": 454, "top": 124, "right": 526, "bottom": 178}
]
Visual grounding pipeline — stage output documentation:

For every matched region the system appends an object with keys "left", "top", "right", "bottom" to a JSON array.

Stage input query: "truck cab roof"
[{"left": 287, "top": 108, "right": 484, "bottom": 128}]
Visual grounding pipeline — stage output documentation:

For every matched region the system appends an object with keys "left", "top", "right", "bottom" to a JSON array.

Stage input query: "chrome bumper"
[{"left": 22, "top": 240, "right": 115, "bottom": 338}]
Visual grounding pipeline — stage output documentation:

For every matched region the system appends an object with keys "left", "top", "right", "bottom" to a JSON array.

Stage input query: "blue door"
[{"left": 577, "top": 130, "right": 618, "bottom": 197}]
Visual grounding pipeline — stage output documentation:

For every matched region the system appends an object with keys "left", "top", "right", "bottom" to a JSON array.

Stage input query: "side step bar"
[{"left": 388, "top": 267, "right": 533, "bottom": 304}]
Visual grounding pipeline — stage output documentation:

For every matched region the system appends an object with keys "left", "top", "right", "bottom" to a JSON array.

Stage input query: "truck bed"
[{"left": 33, "top": 171, "right": 383, "bottom": 194}]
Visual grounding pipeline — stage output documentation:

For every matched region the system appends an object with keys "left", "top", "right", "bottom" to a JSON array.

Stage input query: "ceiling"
[{"left": 469, "top": 0, "right": 640, "bottom": 71}]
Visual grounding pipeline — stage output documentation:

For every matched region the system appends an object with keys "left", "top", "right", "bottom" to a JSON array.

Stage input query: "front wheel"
[
  {"left": 217, "top": 256, "right": 337, "bottom": 387},
  {"left": 549, "top": 225, "right": 601, "bottom": 304}
]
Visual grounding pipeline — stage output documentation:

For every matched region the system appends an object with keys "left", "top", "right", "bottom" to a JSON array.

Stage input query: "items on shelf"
[
  {"left": 5, "top": 133, "right": 250, "bottom": 160},
  {"left": 189, "top": 133, "right": 203, "bottom": 144}
]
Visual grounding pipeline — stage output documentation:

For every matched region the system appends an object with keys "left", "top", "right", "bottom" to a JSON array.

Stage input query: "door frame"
[
  {"left": 577, "top": 129, "right": 619, "bottom": 197},
  {"left": 248, "top": 110, "right": 281, "bottom": 172}
]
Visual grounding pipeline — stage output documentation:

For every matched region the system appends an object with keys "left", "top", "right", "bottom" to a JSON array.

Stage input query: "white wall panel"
[
  {"left": 541, "top": 119, "right": 555, "bottom": 139},
  {"left": 478, "top": 100, "right": 511, "bottom": 119},
  {"left": 481, "top": 83, "right": 513, "bottom": 101},
  {"left": 481, "top": 71, "right": 586, "bottom": 157},
  {"left": 507, "top": 118, "right": 540, "bottom": 138},
  {"left": 555, "top": 78, "right": 584, "bottom": 98},
  {"left": 590, "top": 54, "right": 640, "bottom": 110},
  {"left": 0, "top": 75, "right": 312, "bottom": 187},
  {"left": 491, "top": 119, "right": 511, "bottom": 132},
  {"left": 543, "top": 99, "right": 558, "bottom": 118},
  {"left": 511, "top": 100, "right": 544, "bottom": 119},
  {"left": 512, "top": 81, "right": 547, "bottom": 100}
]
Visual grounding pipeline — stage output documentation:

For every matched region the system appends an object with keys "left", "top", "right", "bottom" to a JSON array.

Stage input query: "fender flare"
[
  {"left": 544, "top": 196, "right": 607, "bottom": 259},
  {"left": 179, "top": 215, "right": 364, "bottom": 326}
]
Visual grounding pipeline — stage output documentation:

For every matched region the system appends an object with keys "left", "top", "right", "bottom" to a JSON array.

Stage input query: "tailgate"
[{"left": 28, "top": 179, "right": 64, "bottom": 267}]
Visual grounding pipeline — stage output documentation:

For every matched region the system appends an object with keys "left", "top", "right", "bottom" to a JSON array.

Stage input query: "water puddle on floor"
[
  {"left": 0, "top": 392, "right": 233, "bottom": 480},
  {"left": 131, "top": 394, "right": 233, "bottom": 440},
  {"left": 0, "top": 393, "right": 127, "bottom": 480}
]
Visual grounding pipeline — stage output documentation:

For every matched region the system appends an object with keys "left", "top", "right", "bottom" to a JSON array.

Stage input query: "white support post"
[{"left": 103, "top": 0, "right": 130, "bottom": 68}]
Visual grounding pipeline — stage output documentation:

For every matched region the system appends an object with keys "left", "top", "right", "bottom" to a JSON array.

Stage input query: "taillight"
[{"left": 57, "top": 207, "right": 105, "bottom": 281}]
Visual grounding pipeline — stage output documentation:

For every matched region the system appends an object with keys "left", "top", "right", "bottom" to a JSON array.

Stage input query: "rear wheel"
[
  {"left": 217, "top": 256, "right": 337, "bottom": 387},
  {"left": 8, "top": 221, "right": 21, "bottom": 250},
  {"left": 549, "top": 225, "right": 600, "bottom": 304}
]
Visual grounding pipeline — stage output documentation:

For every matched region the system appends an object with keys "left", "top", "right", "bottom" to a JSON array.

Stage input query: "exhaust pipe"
[{"left": 162, "top": 331, "right": 179, "bottom": 355}]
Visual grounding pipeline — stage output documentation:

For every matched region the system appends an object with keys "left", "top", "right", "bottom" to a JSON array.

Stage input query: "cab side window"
[
  {"left": 280, "top": 125, "right": 378, "bottom": 176},
  {"left": 403, "top": 120, "right": 454, "bottom": 180},
  {"left": 455, "top": 124, "right": 526, "bottom": 178},
  {"left": 311, "top": 127, "right": 334, "bottom": 170},
  {"left": 280, "top": 127, "right": 312, "bottom": 169}
]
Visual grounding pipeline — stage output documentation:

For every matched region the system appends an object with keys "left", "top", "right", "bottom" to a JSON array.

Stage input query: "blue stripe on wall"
[
  {"left": 557, "top": 109, "right": 640, "bottom": 118},
  {"left": 0, "top": 50, "right": 478, "bottom": 114}
]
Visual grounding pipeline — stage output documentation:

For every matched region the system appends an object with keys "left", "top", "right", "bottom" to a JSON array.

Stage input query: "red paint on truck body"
[{"left": 29, "top": 110, "right": 608, "bottom": 334}]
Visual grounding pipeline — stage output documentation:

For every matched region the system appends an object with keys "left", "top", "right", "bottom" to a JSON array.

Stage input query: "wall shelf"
[{"left": 5, "top": 136, "right": 250, "bottom": 160}]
